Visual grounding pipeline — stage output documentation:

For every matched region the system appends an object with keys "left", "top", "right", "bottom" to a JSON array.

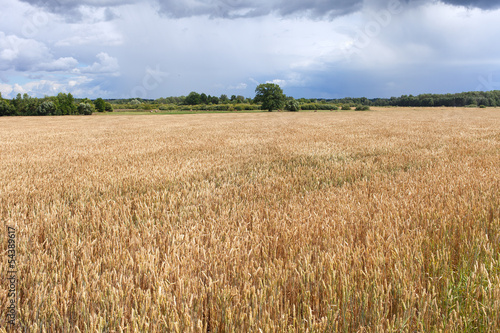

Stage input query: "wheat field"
[{"left": 0, "top": 108, "right": 499, "bottom": 332}]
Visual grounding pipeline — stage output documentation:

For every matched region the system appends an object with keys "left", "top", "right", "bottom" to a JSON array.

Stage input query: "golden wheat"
[{"left": 0, "top": 108, "right": 499, "bottom": 332}]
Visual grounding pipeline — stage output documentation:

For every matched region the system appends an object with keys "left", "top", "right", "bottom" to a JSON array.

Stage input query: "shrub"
[
  {"left": 37, "top": 101, "right": 56, "bottom": 116},
  {"left": 342, "top": 105, "right": 352, "bottom": 110},
  {"left": 105, "top": 102, "right": 114, "bottom": 112},
  {"left": 78, "top": 102, "right": 95, "bottom": 115},
  {"left": 159, "top": 105, "right": 177, "bottom": 111},
  {"left": 285, "top": 100, "right": 300, "bottom": 112},
  {"left": 216, "top": 104, "right": 230, "bottom": 111},
  {"left": 355, "top": 105, "right": 370, "bottom": 111}
]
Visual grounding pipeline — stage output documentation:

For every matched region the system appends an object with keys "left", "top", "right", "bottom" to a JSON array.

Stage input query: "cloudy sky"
[{"left": 1, "top": 0, "right": 500, "bottom": 99}]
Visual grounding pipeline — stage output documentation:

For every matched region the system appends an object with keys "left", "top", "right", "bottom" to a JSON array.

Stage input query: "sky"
[{"left": 1, "top": 0, "right": 500, "bottom": 99}]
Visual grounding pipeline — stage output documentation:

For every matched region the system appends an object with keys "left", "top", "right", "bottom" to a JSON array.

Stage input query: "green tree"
[
  {"left": 13, "top": 93, "right": 39, "bottom": 116},
  {"left": 210, "top": 96, "right": 219, "bottom": 104},
  {"left": 78, "top": 102, "right": 95, "bottom": 115},
  {"left": 57, "top": 93, "right": 76, "bottom": 115},
  {"left": 284, "top": 98, "right": 300, "bottom": 112},
  {"left": 105, "top": 102, "right": 113, "bottom": 112},
  {"left": 185, "top": 92, "right": 201, "bottom": 105},
  {"left": 94, "top": 98, "right": 106, "bottom": 112},
  {"left": 0, "top": 99, "right": 15, "bottom": 116},
  {"left": 200, "top": 93, "right": 208, "bottom": 104},
  {"left": 37, "top": 101, "right": 56, "bottom": 115},
  {"left": 219, "top": 94, "right": 229, "bottom": 104},
  {"left": 254, "top": 83, "right": 285, "bottom": 112}
]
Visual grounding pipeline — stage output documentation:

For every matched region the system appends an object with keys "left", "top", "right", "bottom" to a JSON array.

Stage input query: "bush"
[
  {"left": 479, "top": 105, "right": 487, "bottom": 108},
  {"left": 78, "top": 102, "right": 95, "bottom": 115},
  {"left": 244, "top": 105, "right": 261, "bottom": 110},
  {"left": 285, "top": 100, "right": 300, "bottom": 112},
  {"left": 341, "top": 105, "right": 352, "bottom": 110},
  {"left": 37, "top": 101, "right": 56, "bottom": 116},
  {"left": 105, "top": 102, "right": 113, "bottom": 112},
  {"left": 159, "top": 104, "right": 177, "bottom": 111},
  {"left": 141, "top": 103, "right": 156, "bottom": 111},
  {"left": 355, "top": 105, "right": 370, "bottom": 111},
  {"left": 215, "top": 104, "right": 230, "bottom": 111}
]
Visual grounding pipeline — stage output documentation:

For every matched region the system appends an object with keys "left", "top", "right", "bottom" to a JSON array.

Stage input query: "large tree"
[
  {"left": 94, "top": 98, "right": 106, "bottom": 112},
  {"left": 57, "top": 93, "right": 77, "bottom": 115},
  {"left": 185, "top": 92, "right": 201, "bottom": 105},
  {"left": 254, "top": 83, "right": 285, "bottom": 112},
  {"left": 219, "top": 94, "right": 229, "bottom": 104}
]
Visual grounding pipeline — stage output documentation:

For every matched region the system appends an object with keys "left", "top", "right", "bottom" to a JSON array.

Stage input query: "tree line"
[
  {"left": 0, "top": 93, "right": 113, "bottom": 117},
  {"left": 370, "top": 90, "right": 500, "bottom": 107},
  {"left": 110, "top": 93, "right": 253, "bottom": 110},
  {"left": 1, "top": 88, "right": 499, "bottom": 117}
]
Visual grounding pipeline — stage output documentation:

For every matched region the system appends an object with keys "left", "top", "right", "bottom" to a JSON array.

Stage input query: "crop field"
[{"left": 0, "top": 108, "right": 499, "bottom": 332}]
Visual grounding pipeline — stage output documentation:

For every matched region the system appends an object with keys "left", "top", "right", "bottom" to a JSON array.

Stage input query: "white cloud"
[
  {"left": 0, "top": 32, "right": 51, "bottom": 70},
  {"left": 54, "top": 21, "right": 123, "bottom": 46},
  {"left": 266, "top": 73, "right": 306, "bottom": 88},
  {"left": 35, "top": 57, "right": 79, "bottom": 72},
  {"left": 267, "top": 79, "right": 286, "bottom": 86},
  {"left": 77, "top": 52, "right": 120, "bottom": 75},
  {"left": 227, "top": 83, "right": 248, "bottom": 90},
  {"left": 0, "top": 75, "right": 114, "bottom": 99},
  {"left": 0, "top": 83, "right": 14, "bottom": 97},
  {"left": 0, "top": 32, "right": 81, "bottom": 73},
  {"left": 0, "top": 80, "right": 63, "bottom": 97}
]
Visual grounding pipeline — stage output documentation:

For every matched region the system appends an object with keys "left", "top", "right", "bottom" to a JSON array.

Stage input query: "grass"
[{"left": 0, "top": 108, "right": 499, "bottom": 332}]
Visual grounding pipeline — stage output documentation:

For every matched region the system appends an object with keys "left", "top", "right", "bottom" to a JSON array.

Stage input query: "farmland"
[{"left": 0, "top": 108, "right": 499, "bottom": 331}]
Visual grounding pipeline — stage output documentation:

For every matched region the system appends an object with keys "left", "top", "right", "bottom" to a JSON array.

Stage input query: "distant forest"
[{"left": 1, "top": 90, "right": 499, "bottom": 116}]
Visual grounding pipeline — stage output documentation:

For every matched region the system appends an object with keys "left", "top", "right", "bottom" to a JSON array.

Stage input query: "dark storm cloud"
[
  {"left": 155, "top": 0, "right": 363, "bottom": 19},
  {"left": 441, "top": 0, "right": 500, "bottom": 9},
  {"left": 19, "top": 0, "right": 500, "bottom": 20},
  {"left": 19, "top": 0, "right": 128, "bottom": 10},
  {"left": 152, "top": 0, "right": 500, "bottom": 18},
  {"left": 18, "top": 0, "right": 364, "bottom": 19},
  {"left": 18, "top": 0, "right": 132, "bottom": 20}
]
